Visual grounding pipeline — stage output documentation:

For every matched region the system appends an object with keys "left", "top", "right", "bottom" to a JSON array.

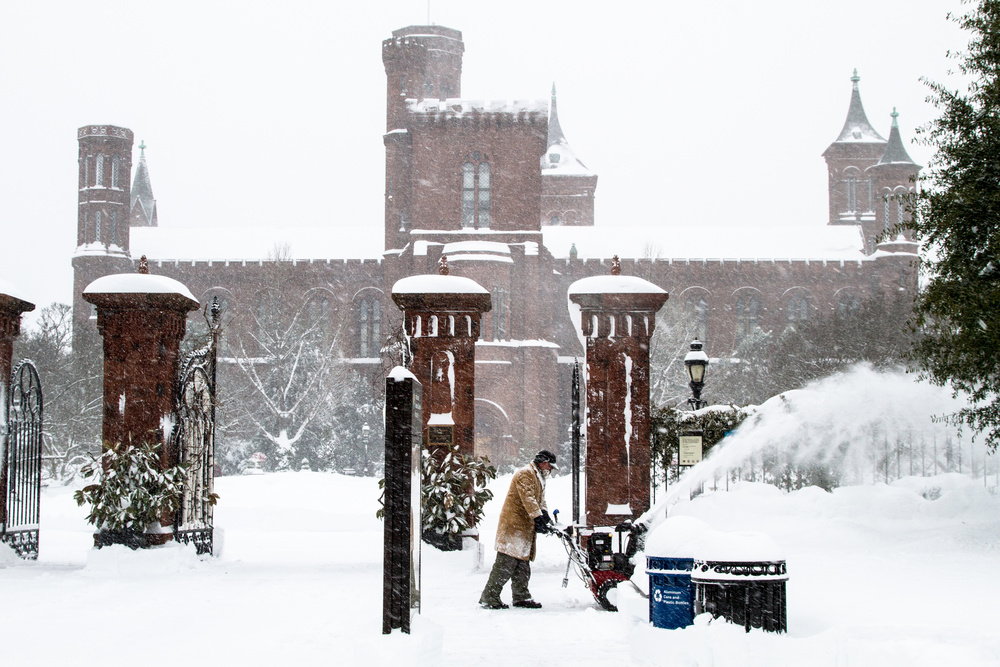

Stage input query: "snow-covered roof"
[
  {"left": 84, "top": 273, "right": 198, "bottom": 302},
  {"left": 130, "top": 225, "right": 384, "bottom": 262},
  {"left": 392, "top": 274, "right": 489, "bottom": 295},
  {"left": 567, "top": 274, "right": 667, "bottom": 296},
  {"left": 442, "top": 241, "right": 510, "bottom": 255},
  {"left": 408, "top": 98, "right": 546, "bottom": 115},
  {"left": 543, "top": 223, "right": 867, "bottom": 261},
  {"left": 542, "top": 142, "right": 593, "bottom": 177},
  {"left": 877, "top": 110, "right": 919, "bottom": 166},
  {"left": 387, "top": 366, "right": 419, "bottom": 383},
  {"left": 831, "top": 71, "right": 886, "bottom": 144}
]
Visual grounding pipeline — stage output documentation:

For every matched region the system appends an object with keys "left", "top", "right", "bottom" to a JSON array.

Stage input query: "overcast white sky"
[{"left": 0, "top": 0, "right": 968, "bottom": 314}]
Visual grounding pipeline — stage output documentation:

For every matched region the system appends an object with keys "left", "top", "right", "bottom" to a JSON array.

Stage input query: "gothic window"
[
  {"left": 94, "top": 210, "right": 102, "bottom": 243},
  {"left": 96, "top": 154, "right": 104, "bottom": 187},
  {"left": 112, "top": 156, "right": 120, "bottom": 188},
  {"left": 550, "top": 214, "right": 560, "bottom": 226},
  {"left": 493, "top": 287, "right": 507, "bottom": 340},
  {"left": 846, "top": 176, "right": 857, "bottom": 212},
  {"left": 735, "top": 294, "right": 761, "bottom": 339},
  {"left": 786, "top": 296, "right": 809, "bottom": 327},
  {"left": 884, "top": 195, "right": 891, "bottom": 230},
  {"left": 462, "top": 153, "right": 491, "bottom": 229},
  {"left": 685, "top": 295, "right": 708, "bottom": 341},
  {"left": 896, "top": 198, "right": 905, "bottom": 226},
  {"left": 401, "top": 75, "right": 407, "bottom": 96},
  {"left": 358, "top": 297, "right": 382, "bottom": 357},
  {"left": 84, "top": 157, "right": 90, "bottom": 187},
  {"left": 837, "top": 293, "right": 861, "bottom": 319},
  {"left": 110, "top": 211, "right": 117, "bottom": 246}
]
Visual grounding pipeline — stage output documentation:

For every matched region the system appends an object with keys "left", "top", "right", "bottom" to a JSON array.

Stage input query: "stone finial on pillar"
[
  {"left": 82, "top": 270, "right": 200, "bottom": 540},
  {"left": 391, "top": 273, "right": 491, "bottom": 458},
  {"left": 0, "top": 279, "right": 34, "bottom": 533},
  {"left": 568, "top": 273, "right": 668, "bottom": 526}
]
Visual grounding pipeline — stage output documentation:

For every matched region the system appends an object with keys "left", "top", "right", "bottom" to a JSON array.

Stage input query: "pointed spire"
[
  {"left": 548, "top": 82, "right": 567, "bottom": 149},
  {"left": 542, "top": 82, "right": 594, "bottom": 176},
  {"left": 877, "top": 107, "right": 917, "bottom": 165},
  {"left": 130, "top": 142, "right": 158, "bottom": 227},
  {"left": 834, "top": 70, "right": 886, "bottom": 143}
]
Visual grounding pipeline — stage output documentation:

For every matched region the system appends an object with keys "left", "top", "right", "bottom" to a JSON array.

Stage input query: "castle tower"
[
  {"left": 382, "top": 25, "right": 464, "bottom": 131},
  {"left": 869, "top": 108, "right": 920, "bottom": 243},
  {"left": 130, "top": 141, "right": 158, "bottom": 227},
  {"left": 72, "top": 125, "right": 135, "bottom": 352},
  {"left": 541, "top": 83, "right": 598, "bottom": 227},
  {"left": 823, "top": 71, "right": 887, "bottom": 230}
]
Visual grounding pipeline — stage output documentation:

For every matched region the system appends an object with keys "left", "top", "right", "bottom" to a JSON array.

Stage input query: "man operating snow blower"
[{"left": 479, "top": 450, "right": 557, "bottom": 610}]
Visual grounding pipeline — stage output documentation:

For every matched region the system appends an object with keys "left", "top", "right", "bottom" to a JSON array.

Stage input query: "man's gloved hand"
[{"left": 534, "top": 511, "right": 552, "bottom": 533}]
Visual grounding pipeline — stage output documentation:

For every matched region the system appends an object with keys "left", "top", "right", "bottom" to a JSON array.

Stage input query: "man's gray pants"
[{"left": 480, "top": 552, "right": 532, "bottom": 604}]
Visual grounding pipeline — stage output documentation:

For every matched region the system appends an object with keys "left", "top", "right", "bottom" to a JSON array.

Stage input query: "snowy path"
[{"left": 1, "top": 472, "right": 999, "bottom": 666}]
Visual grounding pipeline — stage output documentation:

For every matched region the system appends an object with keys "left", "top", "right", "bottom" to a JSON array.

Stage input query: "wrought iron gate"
[
  {"left": 1, "top": 361, "right": 43, "bottom": 559},
  {"left": 172, "top": 301, "right": 220, "bottom": 555}
]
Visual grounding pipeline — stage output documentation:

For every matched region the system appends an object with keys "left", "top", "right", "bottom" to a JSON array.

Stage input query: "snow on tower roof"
[
  {"left": 831, "top": 70, "right": 886, "bottom": 144},
  {"left": 542, "top": 83, "right": 594, "bottom": 177},
  {"left": 130, "top": 141, "right": 157, "bottom": 227},
  {"left": 877, "top": 108, "right": 919, "bottom": 166}
]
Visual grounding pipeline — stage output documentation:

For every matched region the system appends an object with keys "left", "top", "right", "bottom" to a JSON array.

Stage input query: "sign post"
[
  {"left": 383, "top": 368, "right": 423, "bottom": 634},
  {"left": 677, "top": 430, "right": 703, "bottom": 488}
]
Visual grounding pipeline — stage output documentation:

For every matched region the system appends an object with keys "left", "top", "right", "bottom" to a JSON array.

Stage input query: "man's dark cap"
[{"left": 534, "top": 450, "right": 558, "bottom": 469}]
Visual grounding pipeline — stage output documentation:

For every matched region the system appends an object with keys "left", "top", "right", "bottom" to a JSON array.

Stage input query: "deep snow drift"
[
  {"left": 0, "top": 468, "right": 997, "bottom": 666},
  {"left": 1, "top": 368, "right": 999, "bottom": 665}
]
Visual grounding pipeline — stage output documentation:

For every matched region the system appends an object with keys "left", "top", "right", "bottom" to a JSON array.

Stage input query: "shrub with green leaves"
[
  {"left": 73, "top": 441, "right": 206, "bottom": 534},
  {"left": 421, "top": 444, "right": 496, "bottom": 538}
]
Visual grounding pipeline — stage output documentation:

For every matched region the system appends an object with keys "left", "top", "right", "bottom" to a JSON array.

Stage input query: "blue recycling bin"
[{"left": 646, "top": 557, "right": 694, "bottom": 629}]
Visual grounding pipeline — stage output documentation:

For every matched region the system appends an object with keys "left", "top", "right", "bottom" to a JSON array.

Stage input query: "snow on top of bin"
[
  {"left": 84, "top": 273, "right": 197, "bottom": 302},
  {"left": 645, "top": 516, "right": 713, "bottom": 559},
  {"left": 392, "top": 274, "right": 488, "bottom": 295},
  {"left": 567, "top": 274, "right": 666, "bottom": 296},
  {"left": 646, "top": 515, "right": 783, "bottom": 562}
]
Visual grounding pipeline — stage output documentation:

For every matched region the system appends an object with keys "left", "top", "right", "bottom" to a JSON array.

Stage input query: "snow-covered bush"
[
  {"left": 420, "top": 444, "right": 496, "bottom": 549},
  {"left": 73, "top": 441, "right": 216, "bottom": 548}
]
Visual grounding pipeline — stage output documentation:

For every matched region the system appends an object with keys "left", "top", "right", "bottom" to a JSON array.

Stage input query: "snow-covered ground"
[{"left": 2, "top": 467, "right": 999, "bottom": 666}]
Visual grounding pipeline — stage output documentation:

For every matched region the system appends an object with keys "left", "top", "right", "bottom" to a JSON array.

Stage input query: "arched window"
[
  {"left": 96, "top": 154, "right": 104, "bottom": 187},
  {"left": 896, "top": 197, "right": 905, "bottom": 226},
  {"left": 550, "top": 214, "right": 560, "bottom": 226},
  {"left": 462, "top": 153, "right": 491, "bottom": 229},
  {"left": 884, "top": 195, "right": 891, "bottom": 231},
  {"left": 735, "top": 294, "right": 761, "bottom": 339},
  {"left": 685, "top": 295, "right": 708, "bottom": 342},
  {"left": 358, "top": 297, "right": 382, "bottom": 357},
  {"left": 837, "top": 294, "right": 861, "bottom": 319},
  {"left": 786, "top": 296, "right": 809, "bottom": 327},
  {"left": 110, "top": 211, "right": 117, "bottom": 246},
  {"left": 845, "top": 176, "right": 857, "bottom": 212},
  {"left": 94, "top": 210, "right": 102, "bottom": 243},
  {"left": 112, "top": 156, "right": 120, "bottom": 188}
]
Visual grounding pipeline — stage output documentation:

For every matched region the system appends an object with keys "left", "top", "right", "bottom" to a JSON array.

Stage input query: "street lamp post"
[
  {"left": 362, "top": 421, "right": 371, "bottom": 476},
  {"left": 684, "top": 339, "right": 709, "bottom": 411}
]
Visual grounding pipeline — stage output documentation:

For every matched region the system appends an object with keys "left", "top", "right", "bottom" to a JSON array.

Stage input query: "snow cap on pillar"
[
  {"left": 0, "top": 278, "right": 36, "bottom": 315},
  {"left": 83, "top": 256, "right": 199, "bottom": 311},
  {"left": 568, "top": 255, "right": 668, "bottom": 312},
  {"left": 391, "top": 267, "right": 491, "bottom": 312}
]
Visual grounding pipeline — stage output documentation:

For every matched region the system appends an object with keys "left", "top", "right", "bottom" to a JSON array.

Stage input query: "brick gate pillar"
[
  {"left": 391, "top": 262, "right": 491, "bottom": 459},
  {"left": 568, "top": 259, "right": 668, "bottom": 526},
  {"left": 0, "top": 281, "right": 35, "bottom": 531},
  {"left": 82, "top": 260, "right": 199, "bottom": 538}
]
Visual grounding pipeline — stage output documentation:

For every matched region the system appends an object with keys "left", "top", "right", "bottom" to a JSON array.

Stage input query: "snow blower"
[{"left": 547, "top": 510, "right": 647, "bottom": 612}]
